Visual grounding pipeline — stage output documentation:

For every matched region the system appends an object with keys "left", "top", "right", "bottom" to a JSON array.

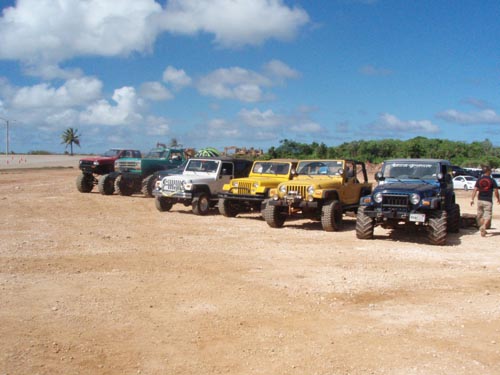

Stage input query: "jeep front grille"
[
  {"left": 234, "top": 182, "right": 252, "bottom": 194},
  {"left": 381, "top": 193, "right": 409, "bottom": 208},
  {"left": 80, "top": 161, "right": 93, "bottom": 168},
  {"left": 117, "top": 161, "right": 139, "bottom": 169},
  {"left": 283, "top": 185, "right": 308, "bottom": 198},
  {"left": 163, "top": 179, "right": 183, "bottom": 192}
]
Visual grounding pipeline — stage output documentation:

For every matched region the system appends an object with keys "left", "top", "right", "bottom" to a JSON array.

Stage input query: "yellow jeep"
[
  {"left": 218, "top": 159, "right": 298, "bottom": 217},
  {"left": 263, "top": 159, "right": 372, "bottom": 231}
]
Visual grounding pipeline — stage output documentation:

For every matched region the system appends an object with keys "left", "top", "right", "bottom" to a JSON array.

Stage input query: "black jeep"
[{"left": 356, "top": 159, "right": 460, "bottom": 245}]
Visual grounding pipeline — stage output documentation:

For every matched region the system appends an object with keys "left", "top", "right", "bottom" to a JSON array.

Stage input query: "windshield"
[
  {"left": 145, "top": 150, "right": 167, "bottom": 159},
  {"left": 382, "top": 162, "right": 440, "bottom": 179},
  {"left": 185, "top": 159, "right": 219, "bottom": 173},
  {"left": 103, "top": 149, "right": 121, "bottom": 157},
  {"left": 297, "top": 160, "right": 343, "bottom": 176},
  {"left": 252, "top": 162, "right": 290, "bottom": 175}
]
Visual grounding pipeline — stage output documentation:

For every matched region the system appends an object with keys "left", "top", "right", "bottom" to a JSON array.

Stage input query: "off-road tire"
[
  {"left": 428, "top": 210, "right": 448, "bottom": 246},
  {"left": 76, "top": 174, "right": 94, "bottom": 193},
  {"left": 218, "top": 198, "right": 238, "bottom": 217},
  {"left": 356, "top": 206, "right": 375, "bottom": 239},
  {"left": 263, "top": 205, "right": 286, "bottom": 228},
  {"left": 321, "top": 200, "right": 343, "bottom": 231},
  {"left": 192, "top": 193, "right": 210, "bottom": 215},
  {"left": 141, "top": 174, "right": 157, "bottom": 198},
  {"left": 155, "top": 197, "right": 173, "bottom": 212},
  {"left": 114, "top": 175, "right": 134, "bottom": 196},
  {"left": 446, "top": 203, "right": 461, "bottom": 233},
  {"left": 98, "top": 174, "right": 115, "bottom": 195}
]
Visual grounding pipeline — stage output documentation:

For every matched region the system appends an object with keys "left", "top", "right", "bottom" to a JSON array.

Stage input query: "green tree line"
[{"left": 266, "top": 137, "right": 500, "bottom": 168}]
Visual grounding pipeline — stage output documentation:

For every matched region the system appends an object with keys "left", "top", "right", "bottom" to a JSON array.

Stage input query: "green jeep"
[
  {"left": 112, "top": 146, "right": 188, "bottom": 197},
  {"left": 218, "top": 159, "right": 298, "bottom": 217},
  {"left": 263, "top": 159, "right": 372, "bottom": 231}
]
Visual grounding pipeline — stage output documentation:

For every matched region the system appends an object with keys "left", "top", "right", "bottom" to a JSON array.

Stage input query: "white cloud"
[
  {"left": 159, "top": 0, "right": 309, "bottom": 48},
  {"left": 11, "top": 77, "right": 102, "bottom": 109},
  {"left": 80, "top": 86, "right": 144, "bottom": 126},
  {"left": 140, "top": 81, "right": 173, "bottom": 101},
  {"left": 145, "top": 115, "right": 172, "bottom": 136},
  {"left": 290, "top": 121, "right": 322, "bottom": 133},
  {"left": 238, "top": 108, "right": 283, "bottom": 127},
  {"left": 0, "top": 0, "right": 309, "bottom": 77},
  {"left": 197, "top": 67, "right": 271, "bottom": 102},
  {"left": 437, "top": 109, "right": 500, "bottom": 125},
  {"left": 263, "top": 59, "right": 300, "bottom": 80},
  {"left": 207, "top": 118, "right": 241, "bottom": 138},
  {"left": 0, "top": 0, "right": 162, "bottom": 75},
  {"left": 373, "top": 113, "right": 439, "bottom": 133},
  {"left": 162, "top": 66, "right": 192, "bottom": 89}
]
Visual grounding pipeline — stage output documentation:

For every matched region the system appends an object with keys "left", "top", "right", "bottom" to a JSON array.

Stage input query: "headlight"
[
  {"left": 410, "top": 193, "right": 420, "bottom": 205},
  {"left": 373, "top": 192, "right": 383, "bottom": 203},
  {"left": 307, "top": 185, "right": 315, "bottom": 195},
  {"left": 279, "top": 185, "right": 287, "bottom": 193},
  {"left": 182, "top": 181, "right": 193, "bottom": 191},
  {"left": 93, "top": 161, "right": 99, "bottom": 166},
  {"left": 253, "top": 182, "right": 259, "bottom": 188},
  {"left": 232, "top": 181, "right": 239, "bottom": 187}
]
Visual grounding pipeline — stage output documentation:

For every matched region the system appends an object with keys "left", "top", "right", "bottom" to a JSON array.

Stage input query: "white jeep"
[{"left": 153, "top": 157, "right": 252, "bottom": 215}]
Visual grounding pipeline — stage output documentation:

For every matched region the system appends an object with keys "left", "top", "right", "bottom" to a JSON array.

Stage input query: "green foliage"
[
  {"left": 266, "top": 137, "right": 500, "bottom": 167},
  {"left": 28, "top": 150, "right": 52, "bottom": 155}
]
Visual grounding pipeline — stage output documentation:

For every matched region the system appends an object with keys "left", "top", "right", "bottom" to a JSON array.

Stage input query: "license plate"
[{"left": 410, "top": 213, "right": 425, "bottom": 222}]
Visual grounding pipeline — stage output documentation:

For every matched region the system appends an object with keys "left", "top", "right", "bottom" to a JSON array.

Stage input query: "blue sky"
[{"left": 0, "top": 0, "right": 499, "bottom": 154}]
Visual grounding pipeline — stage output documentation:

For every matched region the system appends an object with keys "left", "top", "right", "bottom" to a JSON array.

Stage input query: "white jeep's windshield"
[
  {"left": 297, "top": 161, "right": 343, "bottom": 176},
  {"left": 252, "top": 162, "right": 290, "bottom": 175},
  {"left": 383, "top": 162, "right": 440, "bottom": 179},
  {"left": 186, "top": 159, "right": 219, "bottom": 173}
]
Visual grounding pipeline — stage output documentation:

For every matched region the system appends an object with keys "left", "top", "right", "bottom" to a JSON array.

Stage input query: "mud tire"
[
  {"left": 192, "top": 193, "right": 210, "bottom": 215},
  {"left": 76, "top": 174, "right": 94, "bottom": 193},
  {"left": 114, "top": 175, "right": 134, "bottom": 196},
  {"left": 98, "top": 174, "right": 115, "bottom": 195},
  {"left": 428, "top": 210, "right": 448, "bottom": 246},
  {"left": 321, "top": 200, "right": 343, "bottom": 231},
  {"left": 155, "top": 197, "right": 173, "bottom": 212},
  {"left": 263, "top": 205, "right": 286, "bottom": 228},
  {"left": 141, "top": 174, "right": 158, "bottom": 198},
  {"left": 218, "top": 198, "right": 238, "bottom": 217},
  {"left": 447, "top": 203, "right": 461, "bottom": 233},
  {"left": 356, "top": 206, "right": 375, "bottom": 239}
]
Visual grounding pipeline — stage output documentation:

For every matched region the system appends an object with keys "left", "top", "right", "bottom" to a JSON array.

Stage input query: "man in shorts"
[{"left": 470, "top": 165, "right": 500, "bottom": 236}]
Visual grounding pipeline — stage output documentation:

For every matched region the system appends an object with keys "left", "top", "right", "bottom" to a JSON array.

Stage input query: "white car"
[
  {"left": 492, "top": 173, "right": 500, "bottom": 186},
  {"left": 452, "top": 175, "right": 477, "bottom": 191}
]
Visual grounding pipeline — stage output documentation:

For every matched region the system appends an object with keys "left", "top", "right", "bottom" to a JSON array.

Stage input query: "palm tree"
[{"left": 61, "top": 127, "right": 81, "bottom": 155}]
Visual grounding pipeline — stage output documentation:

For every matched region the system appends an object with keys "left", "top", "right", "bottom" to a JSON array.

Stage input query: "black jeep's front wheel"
[
  {"left": 192, "top": 193, "right": 210, "bottom": 215},
  {"left": 356, "top": 206, "right": 375, "bottom": 239},
  {"left": 218, "top": 198, "right": 238, "bottom": 217},
  {"left": 98, "top": 174, "right": 115, "bottom": 195},
  {"left": 428, "top": 210, "right": 448, "bottom": 246},
  {"left": 114, "top": 175, "right": 134, "bottom": 196},
  {"left": 447, "top": 203, "right": 461, "bottom": 233},
  {"left": 321, "top": 200, "right": 343, "bottom": 231},
  {"left": 263, "top": 205, "right": 286, "bottom": 228},
  {"left": 155, "top": 196, "right": 173, "bottom": 212},
  {"left": 76, "top": 174, "right": 94, "bottom": 193}
]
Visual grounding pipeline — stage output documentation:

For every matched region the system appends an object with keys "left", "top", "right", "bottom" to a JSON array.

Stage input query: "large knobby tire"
[
  {"left": 192, "top": 193, "right": 210, "bottom": 215},
  {"left": 321, "top": 200, "right": 343, "bottom": 231},
  {"left": 155, "top": 197, "right": 173, "bottom": 212},
  {"left": 114, "top": 175, "right": 134, "bottom": 196},
  {"left": 76, "top": 174, "right": 94, "bottom": 193},
  {"left": 427, "top": 210, "right": 448, "bottom": 246},
  {"left": 446, "top": 203, "right": 461, "bottom": 233},
  {"left": 218, "top": 198, "right": 238, "bottom": 217},
  {"left": 97, "top": 174, "right": 115, "bottom": 195},
  {"left": 263, "top": 204, "right": 286, "bottom": 228},
  {"left": 141, "top": 174, "right": 158, "bottom": 198},
  {"left": 356, "top": 206, "right": 375, "bottom": 239}
]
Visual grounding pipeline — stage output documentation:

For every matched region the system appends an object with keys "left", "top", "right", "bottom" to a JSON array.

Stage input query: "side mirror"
[{"left": 375, "top": 171, "right": 384, "bottom": 181}]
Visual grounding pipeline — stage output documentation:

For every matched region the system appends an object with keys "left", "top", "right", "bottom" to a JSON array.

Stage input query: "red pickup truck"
[{"left": 76, "top": 148, "right": 141, "bottom": 194}]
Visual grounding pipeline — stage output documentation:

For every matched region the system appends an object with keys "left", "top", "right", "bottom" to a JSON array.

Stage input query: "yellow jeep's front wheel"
[
  {"left": 321, "top": 200, "right": 343, "bottom": 231},
  {"left": 263, "top": 204, "right": 287, "bottom": 228}
]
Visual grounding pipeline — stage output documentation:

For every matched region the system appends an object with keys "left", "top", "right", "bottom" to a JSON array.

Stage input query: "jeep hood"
[
  {"left": 79, "top": 156, "right": 116, "bottom": 162},
  {"left": 374, "top": 181, "right": 440, "bottom": 195}
]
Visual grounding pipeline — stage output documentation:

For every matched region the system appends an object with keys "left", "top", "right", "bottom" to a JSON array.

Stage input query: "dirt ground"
[{"left": 1, "top": 163, "right": 500, "bottom": 375}]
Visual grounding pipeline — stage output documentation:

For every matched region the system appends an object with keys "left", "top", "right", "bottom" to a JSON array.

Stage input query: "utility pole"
[{"left": 0, "top": 117, "right": 13, "bottom": 155}]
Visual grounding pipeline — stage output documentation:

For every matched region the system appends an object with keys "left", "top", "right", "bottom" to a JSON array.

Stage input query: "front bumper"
[
  {"left": 218, "top": 192, "right": 265, "bottom": 203},
  {"left": 363, "top": 207, "right": 427, "bottom": 222},
  {"left": 153, "top": 189, "right": 193, "bottom": 200},
  {"left": 268, "top": 197, "right": 318, "bottom": 209}
]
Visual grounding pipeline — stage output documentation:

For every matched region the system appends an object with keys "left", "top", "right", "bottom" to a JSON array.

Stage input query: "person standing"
[{"left": 470, "top": 165, "right": 500, "bottom": 236}]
